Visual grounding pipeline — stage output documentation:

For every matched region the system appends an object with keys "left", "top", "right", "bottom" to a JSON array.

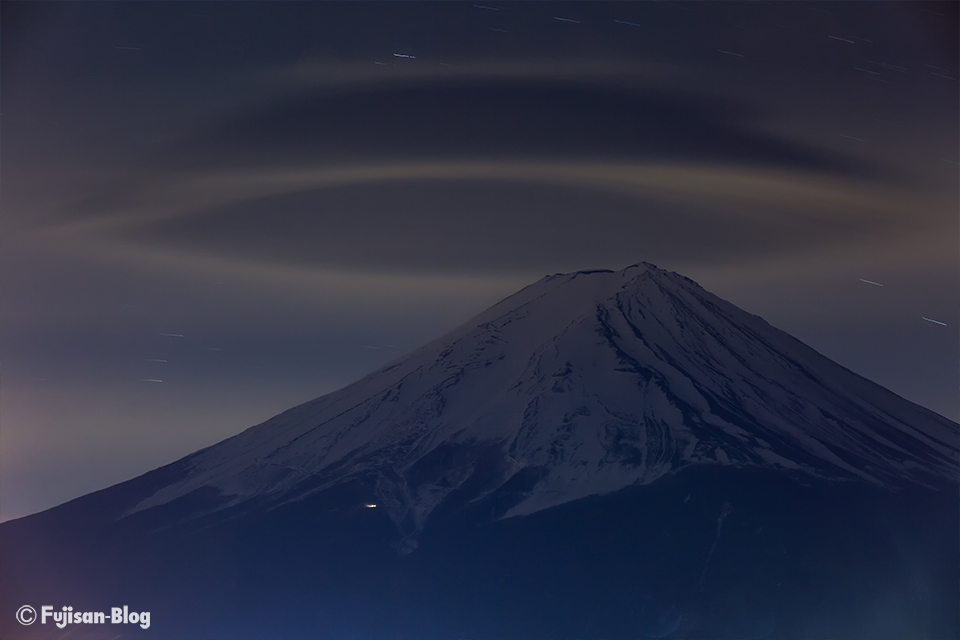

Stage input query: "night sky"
[{"left": 2, "top": 1, "right": 957, "bottom": 522}]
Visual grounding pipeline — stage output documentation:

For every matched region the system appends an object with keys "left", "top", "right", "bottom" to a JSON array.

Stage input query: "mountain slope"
[{"left": 126, "top": 263, "right": 957, "bottom": 536}]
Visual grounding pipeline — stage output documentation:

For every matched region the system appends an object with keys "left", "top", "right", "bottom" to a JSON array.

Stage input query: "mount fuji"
[{"left": 3, "top": 263, "right": 957, "bottom": 639}]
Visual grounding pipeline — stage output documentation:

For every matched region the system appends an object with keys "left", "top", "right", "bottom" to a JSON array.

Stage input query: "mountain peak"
[
  {"left": 125, "top": 265, "right": 959, "bottom": 536},
  {"left": 548, "top": 260, "right": 653, "bottom": 278}
]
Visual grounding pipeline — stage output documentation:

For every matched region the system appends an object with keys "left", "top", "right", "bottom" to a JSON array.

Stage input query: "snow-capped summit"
[{"left": 126, "top": 263, "right": 958, "bottom": 537}]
